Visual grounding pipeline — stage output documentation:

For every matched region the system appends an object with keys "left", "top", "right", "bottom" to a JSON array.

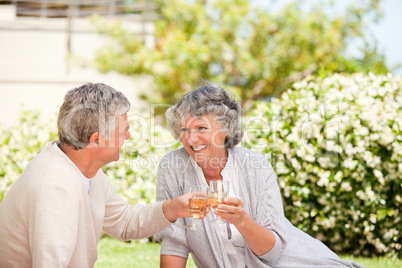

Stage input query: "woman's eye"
[{"left": 181, "top": 128, "right": 189, "bottom": 132}]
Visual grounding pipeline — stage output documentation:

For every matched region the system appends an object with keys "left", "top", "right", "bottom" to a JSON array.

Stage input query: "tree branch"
[{"left": 281, "top": 63, "right": 317, "bottom": 85}]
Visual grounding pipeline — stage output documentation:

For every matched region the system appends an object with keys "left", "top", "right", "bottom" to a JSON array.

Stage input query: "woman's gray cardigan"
[{"left": 156, "top": 147, "right": 364, "bottom": 268}]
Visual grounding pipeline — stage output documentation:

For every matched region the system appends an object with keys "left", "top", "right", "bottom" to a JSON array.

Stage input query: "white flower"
[
  {"left": 355, "top": 127, "right": 369, "bottom": 136},
  {"left": 343, "top": 157, "right": 358, "bottom": 169},
  {"left": 373, "top": 169, "right": 383, "bottom": 179},
  {"left": 340, "top": 182, "right": 352, "bottom": 191},
  {"left": 290, "top": 158, "right": 302, "bottom": 170},
  {"left": 334, "top": 171, "right": 343, "bottom": 183},
  {"left": 317, "top": 171, "right": 330, "bottom": 187},
  {"left": 305, "top": 154, "right": 316, "bottom": 162}
]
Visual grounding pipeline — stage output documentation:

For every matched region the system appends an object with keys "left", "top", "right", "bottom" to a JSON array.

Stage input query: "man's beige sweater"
[{"left": 0, "top": 142, "right": 171, "bottom": 267}]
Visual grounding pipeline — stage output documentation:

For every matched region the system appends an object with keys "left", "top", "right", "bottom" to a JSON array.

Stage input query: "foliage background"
[
  {"left": 94, "top": 0, "right": 389, "bottom": 113},
  {"left": 245, "top": 73, "right": 401, "bottom": 257},
  {"left": 1, "top": 73, "right": 400, "bottom": 258}
]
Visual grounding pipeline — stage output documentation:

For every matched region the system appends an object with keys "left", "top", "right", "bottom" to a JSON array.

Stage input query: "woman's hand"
[
  {"left": 213, "top": 196, "right": 276, "bottom": 256},
  {"left": 214, "top": 197, "right": 246, "bottom": 226}
]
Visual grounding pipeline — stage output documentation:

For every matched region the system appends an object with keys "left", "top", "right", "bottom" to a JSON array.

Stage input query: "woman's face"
[{"left": 181, "top": 114, "right": 228, "bottom": 167}]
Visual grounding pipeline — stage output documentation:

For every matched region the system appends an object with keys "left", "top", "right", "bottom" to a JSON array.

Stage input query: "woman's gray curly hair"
[
  {"left": 166, "top": 82, "right": 243, "bottom": 148},
  {"left": 57, "top": 83, "right": 130, "bottom": 149}
]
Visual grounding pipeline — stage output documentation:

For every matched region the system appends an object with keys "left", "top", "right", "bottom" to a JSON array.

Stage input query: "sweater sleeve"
[
  {"left": 102, "top": 178, "right": 172, "bottom": 241},
  {"left": 155, "top": 158, "right": 191, "bottom": 259},
  {"left": 243, "top": 154, "right": 287, "bottom": 267}
]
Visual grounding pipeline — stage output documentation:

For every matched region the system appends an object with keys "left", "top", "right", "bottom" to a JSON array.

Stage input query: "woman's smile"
[{"left": 191, "top": 144, "right": 209, "bottom": 151}]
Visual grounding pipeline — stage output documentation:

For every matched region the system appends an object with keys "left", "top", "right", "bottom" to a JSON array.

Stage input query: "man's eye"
[
  {"left": 181, "top": 128, "right": 189, "bottom": 132},
  {"left": 199, "top": 127, "right": 207, "bottom": 130}
]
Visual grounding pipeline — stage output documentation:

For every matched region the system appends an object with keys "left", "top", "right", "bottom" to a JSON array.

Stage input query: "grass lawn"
[
  {"left": 95, "top": 237, "right": 400, "bottom": 268},
  {"left": 95, "top": 237, "right": 195, "bottom": 268}
]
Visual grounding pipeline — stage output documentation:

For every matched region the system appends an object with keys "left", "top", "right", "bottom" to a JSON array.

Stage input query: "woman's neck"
[
  {"left": 202, "top": 168, "right": 224, "bottom": 182},
  {"left": 198, "top": 149, "right": 229, "bottom": 184}
]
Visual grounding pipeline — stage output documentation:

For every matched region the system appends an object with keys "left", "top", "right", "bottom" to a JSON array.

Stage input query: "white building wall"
[{"left": 0, "top": 5, "right": 154, "bottom": 126}]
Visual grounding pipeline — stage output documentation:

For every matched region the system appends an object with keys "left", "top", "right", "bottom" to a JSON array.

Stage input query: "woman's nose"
[{"left": 187, "top": 131, "right": 199, "bottom": 142}]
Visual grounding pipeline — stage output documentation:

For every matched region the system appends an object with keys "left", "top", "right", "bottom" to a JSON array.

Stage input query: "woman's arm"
[
  {"left": 215, "top": 152, "right": 287, "bottom": 265},
  {"left": 215, "top": 198, "right": 276, "bottom": 256},
  {"left": 160, "top": 255, "right": 187, "bottom": 268}
]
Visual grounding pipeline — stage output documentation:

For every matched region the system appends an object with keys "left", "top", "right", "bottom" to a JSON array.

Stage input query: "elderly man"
[{"left": 0, "top": 83, "right": 190, "bottom": 267}]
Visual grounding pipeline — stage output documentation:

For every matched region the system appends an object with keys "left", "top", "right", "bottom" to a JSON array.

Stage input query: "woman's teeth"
[{"left": 192, "top": 145, "right": 208, "bottom": 151}]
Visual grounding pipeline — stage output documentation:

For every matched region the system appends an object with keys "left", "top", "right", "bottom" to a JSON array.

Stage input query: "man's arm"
[
  {"left": 30, "top": 180, "right": 80, "bottom": 267},
  {"left": 162, "top": 196, "right": 191, "bottom": 222},
  {"left": 102, "top": 179, "right": 192, "bottom": 240}
]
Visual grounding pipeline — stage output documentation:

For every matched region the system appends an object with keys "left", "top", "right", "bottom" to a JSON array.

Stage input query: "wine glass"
[
  {"left": 208, "top": 180, "right": 230, "bottom": 224},
  {"left": 185, "top": 185, "right": 208, "bottom": 231}
]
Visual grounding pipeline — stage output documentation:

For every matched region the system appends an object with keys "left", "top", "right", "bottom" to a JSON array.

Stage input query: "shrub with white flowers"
[
  {"left": 0, "top": 110, "right": 58, "bottom": 201},
  {"left": 244, "top": 73, "right": 401, "bottom": 257}
]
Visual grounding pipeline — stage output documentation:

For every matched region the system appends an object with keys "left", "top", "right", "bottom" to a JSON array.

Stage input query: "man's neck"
[{"left": 59, "top": 144, "right": 101, "bottom": 178}]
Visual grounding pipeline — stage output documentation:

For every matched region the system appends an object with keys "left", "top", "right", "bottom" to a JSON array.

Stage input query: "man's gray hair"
[
  {"left": 57, "top": 83, "right": 130, "bottom": 149},
  {"left": 166, "top": 81, "right": 243, "bottom": 148}
]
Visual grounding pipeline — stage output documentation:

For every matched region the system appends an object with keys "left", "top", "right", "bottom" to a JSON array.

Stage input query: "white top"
[
  {"left": 190, "top": 149, "right": 246, "bottom": 267},
  {"left": 53, "top": 142, "right": 90, "bottom": 194},
  {"left": 220, "top": 150, "right": 247, "bottom": 267},
  {"left": 0, "top": 142, "right": 172, "bottom": 267}
]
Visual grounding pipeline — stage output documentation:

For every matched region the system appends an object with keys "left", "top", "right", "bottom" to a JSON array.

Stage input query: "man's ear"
[{"left": 88, "top": 132, "right": 100, "bottom": 148}]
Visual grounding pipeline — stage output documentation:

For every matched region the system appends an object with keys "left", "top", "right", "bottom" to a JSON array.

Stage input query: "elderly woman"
[{"left": 156, "top": 82, "right": 363, "bottom": 268}]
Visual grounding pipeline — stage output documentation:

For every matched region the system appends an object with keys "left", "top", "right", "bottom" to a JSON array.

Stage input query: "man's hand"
[{"left": 162, "top": 194, "right": 210, "bottom": 222}]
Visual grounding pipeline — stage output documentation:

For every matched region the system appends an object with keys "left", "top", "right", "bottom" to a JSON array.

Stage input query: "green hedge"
[
  {"left": 0, "top": 110, "right": 58, "bottom": 201},
  {"left": 244, "top": 73, "right": 401, "bottom": 257},
  {"left": 0, "top": 73, "right": 400, "bottom": 257}
]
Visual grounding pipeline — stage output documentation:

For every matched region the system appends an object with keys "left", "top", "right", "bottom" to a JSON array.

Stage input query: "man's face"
[{"left": 99, "top": 113, "right": 130, "bottom": 163}]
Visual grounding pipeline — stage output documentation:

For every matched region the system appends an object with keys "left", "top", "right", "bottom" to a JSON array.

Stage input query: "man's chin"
[{"left": 112, "top": 154, "right": 120, "bottom": 162}]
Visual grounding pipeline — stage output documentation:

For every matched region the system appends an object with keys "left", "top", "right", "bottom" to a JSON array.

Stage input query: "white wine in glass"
[
  {"left": 209, "top": 180, "right": 230, "bottom": 224},
  {"left": 209, "top": 192, "right": 229, "bottom": 211},
  {"left": 185, "top": 186, "right": 208, "bottom": 231}
]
